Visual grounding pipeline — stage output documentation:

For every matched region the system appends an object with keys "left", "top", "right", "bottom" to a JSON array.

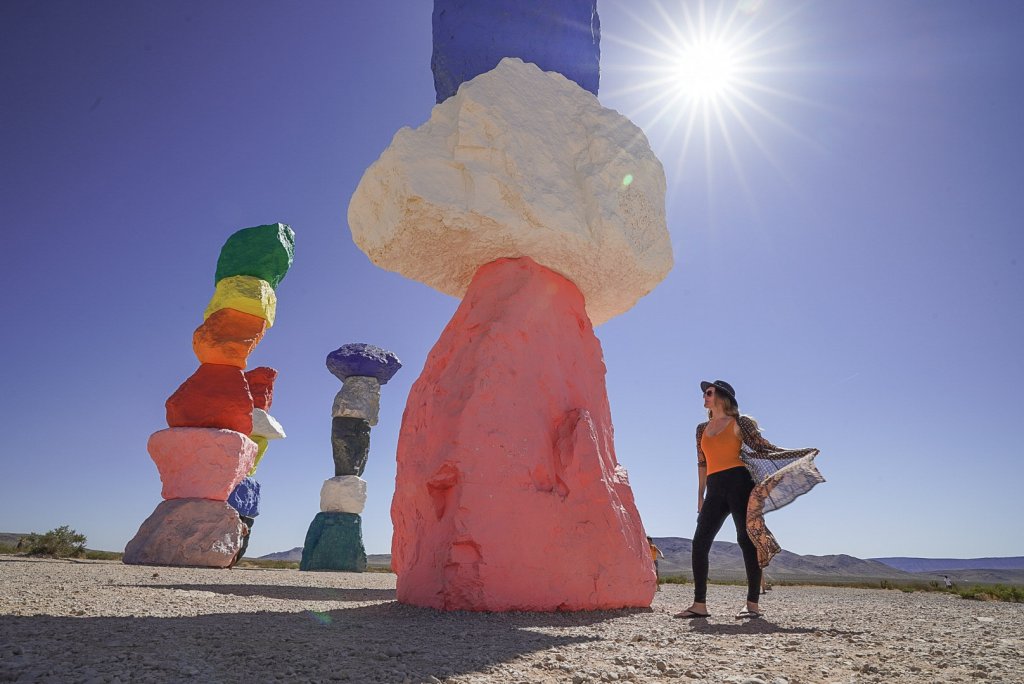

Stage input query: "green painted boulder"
[
  {"left": 215, "top": 223, "right": 296, "bottom": 289},
  {"left": 300, "top": 512, "right": 367, "bottom": 572}
]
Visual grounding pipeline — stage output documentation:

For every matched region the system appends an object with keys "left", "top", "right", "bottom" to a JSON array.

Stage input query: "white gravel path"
[{"left": 1, "top": 556, "right": 1021, "bottom": 683}]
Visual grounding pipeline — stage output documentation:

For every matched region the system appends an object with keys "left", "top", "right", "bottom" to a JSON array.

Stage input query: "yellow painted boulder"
[
  {"left": 204, "top": 275, "right": 277, "bottom": 326},
  {"left": 248, "top": 435, "right": 269, "bottom": 476}
]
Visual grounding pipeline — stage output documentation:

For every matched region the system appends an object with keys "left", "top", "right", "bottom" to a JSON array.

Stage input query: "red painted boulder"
[
  {"left": 391, "top": 257, "right": 655, "bottom": 611},
  {"left": 166, "top": 363, "right": 253, "bottom": 434},
  {"left": 244, "top": 367, "right": 278, "bottom": 411},
  {"left": 148, "top": 427, "right": 257, "bottom": 500}
]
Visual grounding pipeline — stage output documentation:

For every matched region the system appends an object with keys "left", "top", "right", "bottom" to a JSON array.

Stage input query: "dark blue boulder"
[
  {"left": 227, "top": 477, "right": 261, "bottom": 517},
  {"left": 326, "top": 343, "right": 402, "bottom": 384},
  {"left": 431, "top": 0, "right": 601, "bottom": 104}
]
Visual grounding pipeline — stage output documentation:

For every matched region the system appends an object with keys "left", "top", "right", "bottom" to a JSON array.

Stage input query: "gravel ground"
[{"left": 1, "top": 555, "right": 1021, "bottom": 683}]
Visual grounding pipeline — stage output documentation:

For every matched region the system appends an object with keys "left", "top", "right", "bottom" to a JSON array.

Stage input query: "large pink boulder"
[
  {"left": 391, "top": 257, "right": 656, "bottom": 611},
  {"left": 123, "top": 498, "right": 246, "bottom": 568},
  {"left": 148, "top": 428, "right": 257, "bottom": 500}
]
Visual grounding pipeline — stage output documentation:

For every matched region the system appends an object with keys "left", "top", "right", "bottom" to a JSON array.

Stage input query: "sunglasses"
[{"left": 704, "top": 388, "right": 715, "bottom": 397}]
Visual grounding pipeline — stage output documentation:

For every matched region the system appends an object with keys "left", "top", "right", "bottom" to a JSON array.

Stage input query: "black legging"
[{"left": 692, "top": 466, "right": 762, "bottom": 604}]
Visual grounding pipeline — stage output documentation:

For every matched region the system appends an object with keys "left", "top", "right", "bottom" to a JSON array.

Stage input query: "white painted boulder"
[
  {"left": 320, "top": 475, "right": 368, "bottom": 514},
  {"left": 347, "top": 57, "right": 672, "bottom": 325},
  {"left": 331, "top": 376, "right": 381, "bottom": 426},
  {"left": 251, "top": 408, "right": 286, "bottom": 441}
]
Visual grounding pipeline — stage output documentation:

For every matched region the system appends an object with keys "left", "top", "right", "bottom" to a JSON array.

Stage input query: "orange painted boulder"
[
  {"left": 148, "top": 427, "right": 257, "bottom": 500},
  {"left": 192, "top": 308, "right": 267, "bottom": 368},
  {"left": 165, "top": 364, "right": 253, "bottom": 434},
  {"left": 391, "top": 257, "right": 655, "bottom": 611},
  {"left": 245, "top": 367, "right": 278, "bottom": 411}
]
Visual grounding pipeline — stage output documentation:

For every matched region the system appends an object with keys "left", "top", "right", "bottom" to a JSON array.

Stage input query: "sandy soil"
[{"left": 1, "top": 555, "right": 1021, "bottom": 683}]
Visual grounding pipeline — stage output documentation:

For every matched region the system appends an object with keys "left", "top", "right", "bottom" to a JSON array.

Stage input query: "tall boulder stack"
[
  {"left": 124, "top": 223, "right": 294, "bottom": 568},
  {"left": 347, "top": 1, "right": 670, "bottom": 610},
  {"left": 300, "top": 343, "right": 401, "bottom": 572}
]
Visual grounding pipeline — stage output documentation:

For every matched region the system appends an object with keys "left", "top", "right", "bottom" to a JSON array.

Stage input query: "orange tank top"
[{"left": 701, "top": 421, "right": 744, "bottom": 475}]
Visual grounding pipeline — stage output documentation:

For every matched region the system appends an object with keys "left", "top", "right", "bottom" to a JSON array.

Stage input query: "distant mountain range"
[
  {"left": 870, "top": 556, "right": 1024, "bottom": 572},
  {"left": 256, "top": 538, "right": 1024, "bottom": 584},
  {"left": 259, "top": 547, "right": 392, "bottom": 567}
]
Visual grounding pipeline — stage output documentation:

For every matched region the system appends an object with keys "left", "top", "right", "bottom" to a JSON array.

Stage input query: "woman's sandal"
[
  {"left": 735, "top": 610, "right": 763, "bottom": 620},
  {"left": 673, "top": 609, "right": 710, "bottom": 619}
]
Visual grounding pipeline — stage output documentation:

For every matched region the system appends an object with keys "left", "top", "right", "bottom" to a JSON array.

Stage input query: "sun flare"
[{"left": 603, "top": 0, "right": 810, "bottom": 195}]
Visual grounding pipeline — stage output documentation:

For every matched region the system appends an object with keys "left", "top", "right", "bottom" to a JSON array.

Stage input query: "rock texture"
[
  {"left": 391, "top": 257, "right": 655, "bottom": 611},
  {"left": 165, "top": 364, "right": 254, "bottom": 435},
  {"left": 123, "top": 499, "right": 245, "bottom": 567},
  {"left": 331, "top": 417, "right": 371, "bottom": 477},
  {"left": 431, "top": 0, "right": 601, "bottom": 103},
  {"left": 227, "top": 477, "right": 261, "bottom": 518},
  {"left": 192, "top": 308, "right": 267, "bottom": 368},
  {"left": 325, "top": 343, "right": 402, "bottom": 384},
  {"left": 244, "top": 367, "right": 278, "bottom": 411},
  {"left": 331, "top": 376, "right": 382, "bottom": 426},
  {"left": 203, "top": 275, "right": 277, "bottom": 326},
  {"left": 300, "top": 512, "right": 368, "bottom": 572},
  {"left": 214, "top": 223, "right": 296, "bottom": 289},
  {"left": 320, "top": 476, "right": 368, "bottom": 514},
  {"left": 347, "top": 57, "right": 671, "bottom": 326},
  {"left": 148, "top": 428, "right": 257, "bottom": 501}
]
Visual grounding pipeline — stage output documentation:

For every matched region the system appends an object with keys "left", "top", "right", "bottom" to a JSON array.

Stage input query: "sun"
[
  {"left": 602, "top": 0, "right": 810, "bottom": 194},
  {"left": 671, "top": 38, "right": 739, "bottom": 103}
]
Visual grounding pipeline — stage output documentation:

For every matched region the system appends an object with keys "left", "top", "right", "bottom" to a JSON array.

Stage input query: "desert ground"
[{"left": 1, "top": 556, "right": 1021, "bottom": 683}]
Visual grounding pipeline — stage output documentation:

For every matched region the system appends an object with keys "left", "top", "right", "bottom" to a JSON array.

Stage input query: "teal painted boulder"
[
  {"left": 215, "top": 223, "right": 296, "bottom": 289},
  {"left": 300, "top": 512, "right": 367, "bottom": 572}
]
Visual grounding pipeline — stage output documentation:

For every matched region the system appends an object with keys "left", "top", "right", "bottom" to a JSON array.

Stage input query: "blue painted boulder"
[
  {"left": 431, "top": 0, "right": 600, "bottom": 104},
  {"left": 300, "top": 512, "right": 368, "bottom": 572},
  {"left": 227, "top": 477, "right": 261, "bottom": 517},
  {"left": 326, "top": 343, "right": 402, "bottom": 385}
]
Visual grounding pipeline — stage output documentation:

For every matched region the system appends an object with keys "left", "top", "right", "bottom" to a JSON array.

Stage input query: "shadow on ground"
[
  {"left": 128, "top": 583, "right": 398, "bottom": 602},
  {"left": 687, "top": 618, "right": 865, "bottom": 637},
  {"left": 0, "top": 601, "right": 650, "bottom": 682}
]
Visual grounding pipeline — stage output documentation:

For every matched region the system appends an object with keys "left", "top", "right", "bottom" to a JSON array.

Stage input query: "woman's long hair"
[{"left": 708, "top": 392, "right": 741, "bottom": 421}]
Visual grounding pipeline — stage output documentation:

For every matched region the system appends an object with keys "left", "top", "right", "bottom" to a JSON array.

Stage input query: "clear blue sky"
[{"left": 1, "top": 1, "right": 1021, "bottom": 560}]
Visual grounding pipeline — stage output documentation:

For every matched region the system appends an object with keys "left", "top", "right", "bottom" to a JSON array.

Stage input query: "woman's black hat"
[{"left": 700, "top": 380, "right": 736, "bottom": 402}]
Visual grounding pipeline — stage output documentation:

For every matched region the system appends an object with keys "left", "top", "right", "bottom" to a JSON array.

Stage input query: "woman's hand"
[{"left": 697, "top": 496, "right": 704, "bottom": 514}]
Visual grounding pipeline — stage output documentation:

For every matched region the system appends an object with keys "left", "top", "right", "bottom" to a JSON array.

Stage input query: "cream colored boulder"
[
  {"left": 347, "top": 57, "right": 671, "bottom": 325},
  {"left": 320, "top": 475, "right": 368, "bottom": 514}
]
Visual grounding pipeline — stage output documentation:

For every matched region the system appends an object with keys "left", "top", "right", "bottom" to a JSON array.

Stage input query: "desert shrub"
[
  {"left": 365, "top": 564, "right": 394, "bottom": 573},
  {"left": 0, "top": 543, "right": 18, "bottom": 554},
  {"left": 83, "top": 549, "right": 123, "bottom": 561},
  {"left": 22, "top": 526, "right": 87, "bottom": 558},
  {"left": 955, "top": 584, "right": 1024, "bottom": 603},
  {"left": 234, "top": 558, "right": 299, "bottom": 569},
  {"left": 659, "top": 575, "right": 689, "bottom": 585}
]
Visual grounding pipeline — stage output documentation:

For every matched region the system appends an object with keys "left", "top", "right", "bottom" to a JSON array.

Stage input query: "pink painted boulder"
[
  {"left": 148, "top": 427, "right": 257, "bottom": 500},
  {"left": 391, "top": 257, "right": 656, "bottom": 611},
  {"left": 123, "top": 498, "right": 246, "bottom": 568}
]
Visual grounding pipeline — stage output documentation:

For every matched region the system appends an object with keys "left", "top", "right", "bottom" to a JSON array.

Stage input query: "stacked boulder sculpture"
[
  {"left": 124, "top": 223, "right": 295, "bottom": 568},
  {"left": 300, "top": 343, "right": 401, "bottom": 572},
  {"left": 348, "top": 1, "right": 672, "bottom": 610}
]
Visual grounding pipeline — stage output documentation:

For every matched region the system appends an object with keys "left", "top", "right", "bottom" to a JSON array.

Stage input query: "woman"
[{"left": 675, "top": 380, "right": 823, "bottom": 620}]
